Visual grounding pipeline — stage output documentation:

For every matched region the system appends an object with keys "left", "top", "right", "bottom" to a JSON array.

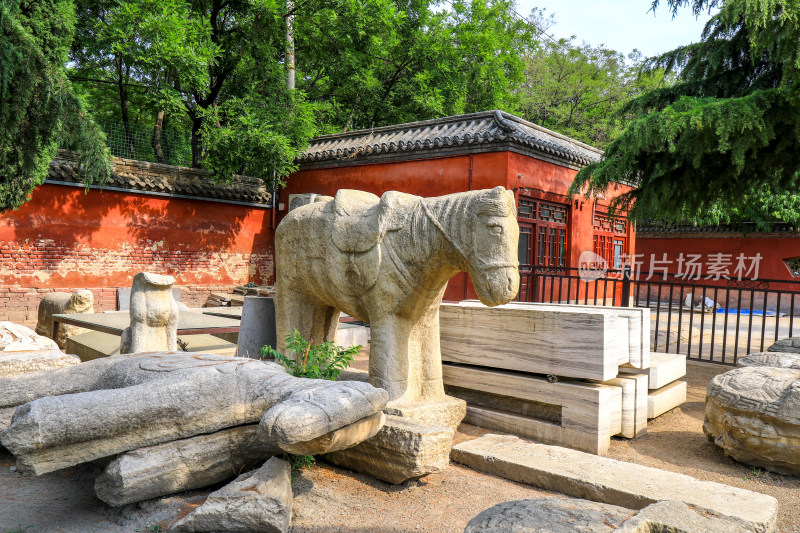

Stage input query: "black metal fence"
[{"left": 517, "top": 267, "right": 800, "bottom": 365}]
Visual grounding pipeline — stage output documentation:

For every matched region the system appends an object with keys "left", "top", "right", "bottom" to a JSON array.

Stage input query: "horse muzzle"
[{"left": 472, "top": 265, "right": 519, "bottom": 306}]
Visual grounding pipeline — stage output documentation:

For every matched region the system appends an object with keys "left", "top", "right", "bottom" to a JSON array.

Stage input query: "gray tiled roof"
[
  {"left": 638, "top": 223, "right": 800, "bottom": 235},
  {"left": 299, "top": 110, "right": 603, "bottom": 170},
  {"left": 47, "top": 151, "right": 272, "bottom": 206}
]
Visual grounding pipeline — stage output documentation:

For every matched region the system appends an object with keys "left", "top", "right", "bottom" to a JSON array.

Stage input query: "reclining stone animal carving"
[
  {"left": 275, "top": 186, "right": 520, "bottom": 406},
  {"left": 35, "top": 289, "right": 94, "bottom": 349},
  {"left": 0, "top": 352, "right": 388, "bottom": 475}
]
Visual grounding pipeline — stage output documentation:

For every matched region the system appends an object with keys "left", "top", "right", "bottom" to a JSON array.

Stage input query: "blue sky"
[{"left": 515, "top": 0, "right": 717, "bottom": 58}]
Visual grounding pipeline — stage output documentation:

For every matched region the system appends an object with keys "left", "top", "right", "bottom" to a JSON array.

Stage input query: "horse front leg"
[
  {"left": 368, "top": 314, "right": 413, "bottom": 407},
  {"left": 410, "top": 304, "right": 446, "bottom": 402}
]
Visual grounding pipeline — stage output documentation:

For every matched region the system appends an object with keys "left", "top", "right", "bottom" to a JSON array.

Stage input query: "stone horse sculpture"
[{"left": 275, "top": 186, "right": 519, "bottom": 406}]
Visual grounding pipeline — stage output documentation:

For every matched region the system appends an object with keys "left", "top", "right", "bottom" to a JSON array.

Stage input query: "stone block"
[
  {"left": 451, "top": 434, "right": 778, "bottom": 532},
  {"left": 467, "top": 300, "right": 650, "bottom": 369},
  {"left": 383, "top": 395, "right": 466, "bottom": 431},
  {"left": 443, "top": 363, "right": 622, "bottom": 455},
  {"left": 171, "top": 456, "right": 292, "bottom": 533},
  {"left": 0, "top": 321, "right": 58, "bottom": 352},
  {"left": 237, "top": 296, "right": 276, "bottom": 359},
  {"left": 337, "top": 322, "right": 369, "bottom": 349},
  {"left": 323, "top": 415, "right": 454, "bottom": 484},
  {"left": 440, "top": 302, "right": 627, "bottom": 381},
  {"left": 603, "top": 374, "right": 647, "bottom": 439},
  {"left": 620, "top": 352, "right": 686, "bottom": 390},
  {"left": 0, "top": 349, "right": 79, "bottom": 379},
  {"left": 618, "top": 500, "right": 758, "bottom": 533},
  {"left": 95, "top": 424, "right": 281, "bottom": 507},
  {"left": 704, "top": 366, "right": 800, "bottom": 476},
  {"left": 647, "top": 381, "right": 687, "bottom": 419}
]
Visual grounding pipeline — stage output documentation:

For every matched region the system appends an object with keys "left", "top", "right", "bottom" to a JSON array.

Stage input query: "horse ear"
[{"left": 379, "top": 190, "right": 420, "bottom": 233}]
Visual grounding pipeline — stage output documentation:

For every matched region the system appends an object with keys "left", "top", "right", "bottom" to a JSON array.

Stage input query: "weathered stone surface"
[
  {"left": 0, "top": 352, "right": 388, "bottom": 475},
  {"left": 35, "top": 289, "right": 94, "bottom": 348},
  {"left": 383, "top": 395, "right": 466, "bottom": 431},
  {"left": 451, "top": 434, "right": 778, "bottom": 532},
  {"left": 618, "top": 500, "right": 758, "bottom": 533},
  {"left": 171, "top": 456, "right": 292, "bottom": 533},
  {"left": 738, "top": 351, "right": 800, "bottom": 369},
  {"left": 647, "top": 380, "right": 686, "bottom": 419},
  {"left": 704, "top": 366, "right": 800, "bottom": 476},
  {"left": 0, "top": 349, "right": 79, "bottom": 380},
  {"left": 0, "top": 321, "right": 58, "bottom": 352},
  {"left": 95, "top": 424, "right": 281, "bottom": 507},
  {"left": 620, "top": 352, "right": 686, "bottom": 390},
  {"left": 120, "top": 273, "right": 179, "bottom": 354},
  {"left": 279, "top": 411, "right": 385, "bottom": 456},
  {"left": 275, "top": 187, "right": 519, "bottom": 408},
  {"left": 324, "top": 415, "right": 454, "bottom": 484},
  {"left": 237, "top": 296, "right": 276, "bottom": 359},
  {"left": 767, "top": 337, "right": 800, "bottom": 353},
  {"left": 464, "top": 497, "right": 634, "bottom": 533}
]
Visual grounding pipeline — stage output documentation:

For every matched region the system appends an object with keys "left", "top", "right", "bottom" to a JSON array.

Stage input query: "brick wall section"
[{"left": 3, "top": 285, "right": 233, "bottom": 330}]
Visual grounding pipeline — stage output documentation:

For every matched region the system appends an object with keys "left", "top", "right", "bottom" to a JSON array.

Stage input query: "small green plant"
[
  {"left": 135, "top": 524, "right": 164, "bottom": 533},
  {"left": 260, "top": 329, "right": 359, "bottom": 381},
  {"left": 5, "top": 526, "right": 33, "bottom": 533},
  {"left": 283, "top": 453, "right": 316, "bottom": 475}
]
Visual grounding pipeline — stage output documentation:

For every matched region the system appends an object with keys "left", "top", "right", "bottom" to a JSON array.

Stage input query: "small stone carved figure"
[
  {"left": 35, "top": 289, "right": 94, "bottom": 349},
  {"left": 120, "top": 272, "right": 179, "bottom": 354},
  {"left": 275, "top": 186, "right": 520, "bottom": 406}
]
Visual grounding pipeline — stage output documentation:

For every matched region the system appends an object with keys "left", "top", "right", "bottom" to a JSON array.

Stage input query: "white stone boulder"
[
  {"left": 704, "top": 366, "right": 800, "bottom": 476},
  {"left": 35, "top": 289, "right": 94, "bottom": 348},
  {"left": 170, "top": 456, "right": 292, "bottom": 533},
  {"left": 767, "top": 337, "right": 800, "bottom": 353},
  {"left": 0, "top": 321, "right": 58, "bottom": 352},
  {"left": 738, "top": 351, "right": 800, "bottom": 369}
]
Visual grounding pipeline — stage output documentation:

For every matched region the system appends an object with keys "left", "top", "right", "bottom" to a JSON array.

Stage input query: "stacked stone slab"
[
  {"left": 440, "top": 301, "right": 652, "bottom": 454},
  {"left": 620, "top": 351, "right": 687, "bottom": 420},
  {"left": 0, "top": 352, "right": 388, "bottom": 507}
]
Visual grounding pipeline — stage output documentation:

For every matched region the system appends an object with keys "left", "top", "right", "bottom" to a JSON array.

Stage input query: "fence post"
[{"left": 620, "top": 266, "right": 632, "bottom": 307}]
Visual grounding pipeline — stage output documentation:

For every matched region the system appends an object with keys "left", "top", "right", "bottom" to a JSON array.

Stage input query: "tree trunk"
[
  {"left": 286, "top": 0, "right": 295, "bottom": 91},
  {"left": 191, "top": 115, "right": 203, "bottom": 168},
  {"left": 151, "top": 110, "right": 166, "bottom": 164},
  {"left": 116, "top": 55, "right": 135, "bottom": 159}
]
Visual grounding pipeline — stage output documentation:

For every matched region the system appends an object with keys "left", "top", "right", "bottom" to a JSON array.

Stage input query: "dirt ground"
[{"left": 1, "top": 358, "right": 798, "bottom": 533}]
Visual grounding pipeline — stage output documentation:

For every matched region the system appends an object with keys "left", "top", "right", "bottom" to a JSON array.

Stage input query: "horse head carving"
[{"left": 275, "top": 187, "right": 520, "bottom": 408}]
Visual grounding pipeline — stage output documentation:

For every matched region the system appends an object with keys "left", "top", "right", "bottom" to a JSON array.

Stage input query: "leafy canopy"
[
  {"left": 0, "top": 0, "right": 111, "bottom": 213},
  {"left": 571, "top": 0, "right": 800, "bottom": 228}
]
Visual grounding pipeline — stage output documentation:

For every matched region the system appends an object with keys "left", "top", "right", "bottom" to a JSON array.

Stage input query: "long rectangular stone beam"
[
  {"left": 451, "top": 434, "right": 777, "bottom": 533},
  {"left": 440, "top": 303, "right": 625, "bottom": 381},
  {"left": 462, "top": 301, "right": 650, "bottom": 369}
]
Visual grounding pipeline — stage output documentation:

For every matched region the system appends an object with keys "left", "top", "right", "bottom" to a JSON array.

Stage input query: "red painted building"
[
  {"left": 282, "top": 110, "right": 634, "bottom": 301},
  {"left": 0, "top": 151, "right": 274, "bottom": 326}
]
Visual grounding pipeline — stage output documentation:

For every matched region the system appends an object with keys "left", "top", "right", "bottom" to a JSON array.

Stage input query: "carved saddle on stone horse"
[{"left": 328, "top": 189, "right": 419, "bottom": 295}]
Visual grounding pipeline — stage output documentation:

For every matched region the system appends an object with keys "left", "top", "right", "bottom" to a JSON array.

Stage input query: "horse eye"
[{"left": 490, "top": 225, "right": 503, "bottom": 234}]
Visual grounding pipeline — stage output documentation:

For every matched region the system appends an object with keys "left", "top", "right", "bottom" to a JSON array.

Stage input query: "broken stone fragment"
[
  {"left": 767, "top": 337, "right": 800, "bottom": 354},
  {"left": 94, "top": 424, "right": 281, "bottom": 507},
  {"left": 0, "top": 321, "right": 59, "bottom": 352},
  {"left": 170, "top": 456, "right": 292, "bottom": 533},
  {"left": 323, "top": 415, "right": 453, "bottom": 484},
  {"left": 0, "top": 352, "right": 388, "bottom": 475}
]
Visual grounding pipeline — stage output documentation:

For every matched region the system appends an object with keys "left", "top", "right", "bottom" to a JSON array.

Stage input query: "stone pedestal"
[
  {"left": 237, "top": 296, "right": 276, "bottom": 359},
  {"left": 383, "top": 395, "right": 466, "bottom": 432}
]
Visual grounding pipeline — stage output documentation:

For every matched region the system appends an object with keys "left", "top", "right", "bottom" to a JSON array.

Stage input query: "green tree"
[
  {"left": 571, "top": 0, "right": 800, "bottom": 227},
  {"left": 0, "top": 0, "right": 110, "bottom": 213},
  {"left": 519, "top": 40, "right": 666, "bottom": 149}
]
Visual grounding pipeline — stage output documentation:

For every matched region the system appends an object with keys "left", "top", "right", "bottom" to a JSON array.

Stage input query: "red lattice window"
[
  {"left": 518, "top": 196, "right": 568, "bottom": 269},
  {"left": 593, "top": 211, "right": 627, "bottom": 269}
]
